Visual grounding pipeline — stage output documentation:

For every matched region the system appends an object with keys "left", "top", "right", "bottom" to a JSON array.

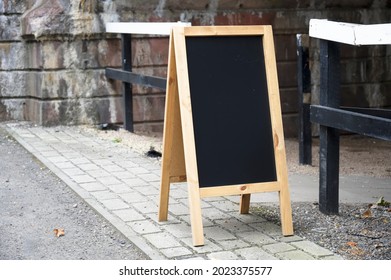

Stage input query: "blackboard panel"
[{"left": 186, "top": 36, "right": 277, "bottom": 188}]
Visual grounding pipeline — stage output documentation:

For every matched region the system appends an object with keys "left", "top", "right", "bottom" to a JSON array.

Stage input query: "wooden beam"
[
  {"left": 106, "top": 22, "right": 191, "bottom": 35},
  {"left": 309, "top": 19, "right": 391, "bottom": 45},
  {"left": 105, "top": 68, "right": 167, "bottom": 89},
  {"left": 311, "top": 105, "right": 391, "bottom": 141}
]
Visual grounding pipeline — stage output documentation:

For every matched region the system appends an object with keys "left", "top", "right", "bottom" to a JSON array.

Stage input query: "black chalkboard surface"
[{"left": 185, "top": 36, "right": 277, "bottom": 187}]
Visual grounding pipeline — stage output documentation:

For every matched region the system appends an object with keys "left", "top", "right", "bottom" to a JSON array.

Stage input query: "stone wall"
[{"left": 0, "top": 0, "right": 390, "bottom": 136}]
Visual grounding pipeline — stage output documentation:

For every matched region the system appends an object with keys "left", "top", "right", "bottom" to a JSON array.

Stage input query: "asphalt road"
[{"left": 0, "top": 127, "right": 148, "bottom": 260}]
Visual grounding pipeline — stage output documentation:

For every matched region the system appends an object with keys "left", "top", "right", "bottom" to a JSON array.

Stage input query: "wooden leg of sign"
[
  {"left": 188, "top": 184, "right": 204, "bottom": 246},
  {"left": 158, "top": 174, "right": 170, "bottom": 222},
  {"left": 278, "top": 188, "right": 294, "bottom": 236},
  {"left": 239, "top": 194, "right": 251, "bottom": 214}
]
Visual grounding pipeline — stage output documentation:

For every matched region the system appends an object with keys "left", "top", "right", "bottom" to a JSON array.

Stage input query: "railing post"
[
  {"left": 318, "top": 39, "right": 340, "bottom": 214},
  {"left": 296, "top": 34, "right": 312, "bottom": 165},
  {"left": 122, "top": 34, "right": 133, "bottom": 132}
]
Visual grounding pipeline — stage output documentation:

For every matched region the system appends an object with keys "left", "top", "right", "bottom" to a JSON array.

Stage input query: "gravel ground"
[
  {"left": 81, "top": 125, "right": 391, "bottom": 260},
  {"left": 0, "top": 127, "right": 148, "bottom": 260}
]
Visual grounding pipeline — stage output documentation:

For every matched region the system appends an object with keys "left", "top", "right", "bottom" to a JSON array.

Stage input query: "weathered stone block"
[
  {"left": 133, "top": 94, "right": 165, "bottom": 122},
  {"left": 38, "top": 69, "right": 121, "bottom": 99},
  {"left": 0, "top": 98, "right": 27, "bottom": 120},
  {"left": 0, "top": 71, "right": 30, "bottom": 97},
  {"left": 39, "top": 39, "right": 121, "bottom": 70},
  {"left": 0, "top": 14, "right": 21, "bottom": 40},
  {"left": 30, "top": 96, "right": 123, "bottom": 126},
  {"left": 132, "top": 37, "right": 169, "bottom": 67},
  {"left": 0, "top": 0, "right": 27, "bottom": 14}
]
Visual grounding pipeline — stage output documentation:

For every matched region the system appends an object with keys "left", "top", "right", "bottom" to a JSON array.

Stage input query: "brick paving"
[{"left": 4, "top": 122, "right": 343, "bottom": 260}]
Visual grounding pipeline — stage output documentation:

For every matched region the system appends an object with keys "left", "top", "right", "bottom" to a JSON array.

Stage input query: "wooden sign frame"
[{"left": 158, "top": 26, "right": 293, "bottom": 246}]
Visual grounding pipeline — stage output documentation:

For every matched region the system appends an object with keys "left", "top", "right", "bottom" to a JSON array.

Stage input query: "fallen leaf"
[
  {"left": 361, "top": 208, "right": 372, "bottom": 218},
  {"left": 53, "top": 228, "right": 65, "bottom": 237},
  {"left": 347, "top": 241, "right": 357, "bottom": 247}
]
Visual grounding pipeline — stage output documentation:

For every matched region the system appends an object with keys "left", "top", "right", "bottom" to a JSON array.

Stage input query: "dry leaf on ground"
[
  {"left": 361, "top": 208, "right": 372, "bottom": 218},
  {"left": 53, "top": 228, "right": 65, "bottom": 237}
]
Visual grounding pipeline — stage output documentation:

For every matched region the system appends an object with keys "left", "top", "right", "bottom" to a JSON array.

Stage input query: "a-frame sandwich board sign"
[{"left": 159, "top": 26, "right": 293, "bottom": 246}]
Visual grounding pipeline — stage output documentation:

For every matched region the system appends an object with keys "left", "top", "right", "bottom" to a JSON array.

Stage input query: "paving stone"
[
  {"left": 235, "top": 247, "right": 278, "bottom": 260},
  {"left": 78, "top": 163, "right": 101, "bottom": 171},
  {"left": 79, "top": 182, "right": 107, "bottom": 192},
  {"left": 92, "top": 159, "right": 113, "bottom": 166},
  {"left": 291, "top": 240, "right": 334, "bottom": 257},
  {"left": 209, "top": 200, "right": 239, "bottom": 212},
  {"left": 70, "top": 157, "right": 91, "bottom": 164},
  {"left": 72, "top": 174, "right": 96, "bottom": 183},
  {"left": 320, "top": 255, "right": 344, "bottom": 260},
  {"left": 276, "top": 250, "right": 316, "bottom": 260},
  {"left": 278, "top": 235, "right": 304, "bottom": 243},
  {"left": 181, "top": 238, "right": 223, "bottom": 253},
  {"left": 40, "top": 151, "right": 60, "bottom": 157},
  {"left": 133, "top": 185, "right": 160, "bottom": 196},
  {"left": 119, "top": 192, "right": 149, "bottom": 203},
  {"left": 107, "top": 183, "right": 133, "bottom": 194},
  {"left": 216, "top": 239, "right": 251, "bottom": 250},
  {"left": 47, "top": 155, "right": 68, "bottom": 163},
  {"left": 61, "top": 152, "right": 82, "bottom": 159},
  {"left": 160, "top": 247, "right": 193, "bottom": 259},
  {"left": 128, "top": 167, "right": 150, "bottom": 174},
  {"left": 132, "top": 201, "right": 159, "bottom": 214},
  {"left": 122, "top": 178, "right": 149, "bottom": 187},
  {"left": 202, "top": 208, "right": 232, "bottom": 220},
  {"left": 236, "top": 231, "right": 276, "bottom": 245},
  {"left": 129, "top": 220, "right": 161, "bottom": 234},
  {"left": 262, "top": 242, "right": 296, "bottom": 254},
  {"left": 252, "top": 222, "right": 283, "bottom": 237},
  {"left": 97, "top": 176, "right": 122, "bottom": 185},
  {"left": 91, "top": 190, "right": 118, "bottom": 200},
  {"left": 62, "top": 167, "right": 86, "bottom": 176},
  {"left": 116, "top": 160, "right": 139, "bottom": 168},
  {"left": 204, "top": 226, "right": 237, "bottom": 241},
  {"left": 102, "top": 164, "right": 126, "bottom": 172},
  {"left": 229, "top": 212, "right": 267, "bottom": 223},
  {"left": 162, "top": 223, "right": 193, "bottom": 238},
  {"left": 179, "top": 215, "right": 214, "bottom": 227},
  {"left": 168, "top": 203, "right": 190, "bottom": 216},
  {"left": 214, "top": 217, "right": 254, "bottom": 233},
  {"left": 137, "top": 173, "right": 161, "bottom": 182},
  {"left": 113, "top": 208, "right": 145, "bottom": 222},
  {"left": 86, "top": 169, "right": 111, "bottom": 178},
  {"left": 207, "top": 251, "right": 240, "bottom": 260},
  {"left": 100, "top": 198, "right": 130, "bottom": 210},
  {"left": 169, "top": 188, "right": 188, "bottom": 199},
  {"left": 52, "top": 161, "right": 75, "bottom": 169},
  {"left": 111, "top": 171, "right": 137, "bottom": 179},
  {"left": 144, "top": 232, "right": 182, "bottom": 249}
]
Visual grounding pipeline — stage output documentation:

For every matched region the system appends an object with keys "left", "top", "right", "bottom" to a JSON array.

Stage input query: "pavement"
[{"left": 3, "top": 122, "right": 390, "bottom": 260}]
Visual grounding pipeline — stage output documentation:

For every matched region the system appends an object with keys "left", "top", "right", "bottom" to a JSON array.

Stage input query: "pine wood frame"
[{"left": 158, "top": 26, "right": 293, "bottom": 246}]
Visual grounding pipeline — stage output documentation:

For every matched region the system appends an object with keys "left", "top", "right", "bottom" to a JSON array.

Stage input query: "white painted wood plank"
[
  {"left": 355, "top": 24, "right": 391, "bottom": 45},
  {"left": 309, "top": 19, "right": 391, "bottom": 45},
  {"left": 106, "top": 22, "right": 191, "bottom": 35}
]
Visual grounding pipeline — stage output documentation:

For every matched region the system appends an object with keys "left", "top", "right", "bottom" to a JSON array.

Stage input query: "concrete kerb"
[{"left": 3, "top": 122, "right": 341, "bottom": 260}]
